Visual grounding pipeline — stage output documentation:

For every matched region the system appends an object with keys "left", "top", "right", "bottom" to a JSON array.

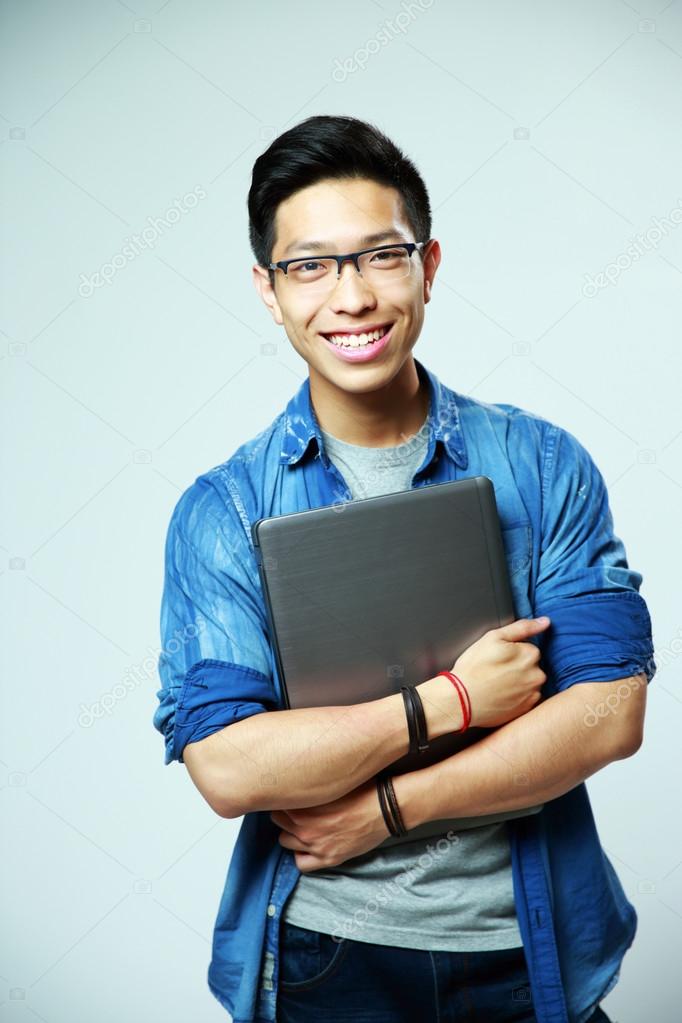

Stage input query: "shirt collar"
[{"left": 278, "top": 357, "right": 468, "bottom": 469}]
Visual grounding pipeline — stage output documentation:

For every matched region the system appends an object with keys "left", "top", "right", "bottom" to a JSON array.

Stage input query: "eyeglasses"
[{"left": 268, "top": 241, "right": 429, "bottom": 295}]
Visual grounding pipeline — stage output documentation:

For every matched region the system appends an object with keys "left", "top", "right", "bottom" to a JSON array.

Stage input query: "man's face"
[{"left": 253, "top": 177, "right": 441, "bottom": 396}]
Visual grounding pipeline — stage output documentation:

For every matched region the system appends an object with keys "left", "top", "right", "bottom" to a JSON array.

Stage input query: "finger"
[
  {"left": 277, "top": 829, "right": 312, "bottom": 851},
  {"left": 295, "top": 851, "right": 327, "bottom": 873},
  {"left": 496, "top": 616, "right": 551, "bottom": 642}
]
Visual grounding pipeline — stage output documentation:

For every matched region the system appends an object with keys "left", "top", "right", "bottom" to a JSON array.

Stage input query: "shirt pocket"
[{"left": 500, "top": 522, "right": 533, "bottom": 619}]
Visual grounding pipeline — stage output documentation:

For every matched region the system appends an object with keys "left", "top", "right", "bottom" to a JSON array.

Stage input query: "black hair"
[{"left": 247, "top": 114, "right": 432, "bottom": 280}]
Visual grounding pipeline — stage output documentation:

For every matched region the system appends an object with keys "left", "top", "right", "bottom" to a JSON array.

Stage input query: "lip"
[
  {"left": 320, "top": 321, "right": 392, "bottom": 337},
  {"left": 320, "top": 323, "right": 394, "bottom": 364}
]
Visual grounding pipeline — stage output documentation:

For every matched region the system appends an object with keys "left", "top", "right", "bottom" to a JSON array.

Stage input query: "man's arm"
[
  {"left": 184, "top": 616, "right": 550, "bottom": 818},
  {"left": 184, "top": 672, "right": 461, "bottom": 818},
  {"left": 393, "top": 673, "right": 647, "bottom": 830}
]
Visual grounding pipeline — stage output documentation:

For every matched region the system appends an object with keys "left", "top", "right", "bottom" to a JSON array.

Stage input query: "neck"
[{"left": 308, "top": 356, "right": 429, "bottom": 448}]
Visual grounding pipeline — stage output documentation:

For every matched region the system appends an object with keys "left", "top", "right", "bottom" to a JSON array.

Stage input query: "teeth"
[{"left": 326, "top": 326, "right": 390, "bottom": 347}]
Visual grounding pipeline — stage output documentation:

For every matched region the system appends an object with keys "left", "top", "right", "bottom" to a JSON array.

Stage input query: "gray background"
[{"left": 1, "top": 0, "right": 680, "bottom": 1020}]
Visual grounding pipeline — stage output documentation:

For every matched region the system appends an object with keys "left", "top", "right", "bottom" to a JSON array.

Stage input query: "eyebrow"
[{"left": 281, "top": 230, "right": 409, "bottom": 258}]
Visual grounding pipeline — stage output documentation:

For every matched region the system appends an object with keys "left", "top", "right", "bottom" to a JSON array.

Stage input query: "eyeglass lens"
[{"left": 285, "top": 247, "right": 415, "bottom": 293}]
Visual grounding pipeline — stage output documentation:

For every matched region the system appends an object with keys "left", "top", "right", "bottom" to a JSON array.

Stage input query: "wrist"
[
  {"left": 415, "top": 674, "right": 466, "bottom": 739},
  {"left": 391, "top": 763, "right": 440, "bottom": 831}
]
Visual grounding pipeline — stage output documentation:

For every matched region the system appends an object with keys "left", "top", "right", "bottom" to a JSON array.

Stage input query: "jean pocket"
[{"left": 278, "top": 920, "right": 350, "bottom": 991}]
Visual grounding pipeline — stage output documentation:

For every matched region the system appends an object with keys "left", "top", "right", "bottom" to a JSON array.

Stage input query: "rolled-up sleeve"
[
  {"left": 152, "top": 475, "right": 277, "bottom": 765},
  {"left": 532, "top": 424, "right": 656, "bottom": 692}
]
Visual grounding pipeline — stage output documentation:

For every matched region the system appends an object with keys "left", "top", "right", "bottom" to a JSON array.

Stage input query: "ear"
[
  {"left": 422, "top": 239, "right": 441, "bottom": 305},
  {"left": 253, "top": 264, "right": 284, "bottom": 326}
]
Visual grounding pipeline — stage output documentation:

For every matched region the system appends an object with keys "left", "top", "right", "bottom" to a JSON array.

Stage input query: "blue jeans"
[{"left": 277, "top": 920, "right": 613, "bottom": 1023}]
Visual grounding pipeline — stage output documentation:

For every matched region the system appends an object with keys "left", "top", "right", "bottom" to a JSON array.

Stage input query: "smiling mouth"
[{"left": 320, "top": 323, "right": 393, "bottom": 348}]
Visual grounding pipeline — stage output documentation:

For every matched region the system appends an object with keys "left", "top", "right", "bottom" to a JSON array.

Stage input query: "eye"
[
  {"left": 370, "top": 249, "right": 404, "bottom": 264},
  {"left": 288, "top": 259, "right": 329, "bottom": 277}
]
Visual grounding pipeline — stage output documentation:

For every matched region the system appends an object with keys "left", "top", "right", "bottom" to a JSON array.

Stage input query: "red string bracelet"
[
  {"left": 453, "top": 672, "right": 472, "bottom": 727},
  {"left": 436, "top": 671, "right": 472, "bottom": 732}
]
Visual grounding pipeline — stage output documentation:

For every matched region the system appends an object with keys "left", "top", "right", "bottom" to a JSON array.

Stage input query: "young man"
[{"left": 153, "top": 115, "right": 655, "bottom": 1023}]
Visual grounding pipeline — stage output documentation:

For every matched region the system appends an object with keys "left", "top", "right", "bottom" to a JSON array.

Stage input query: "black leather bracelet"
[
  {"left": 407, "top": 684, "right": 429, "bottom": 753},
  {"left": 376, "top": 776, "right": 400, "bottom": 837},
  {"left": 383, "top": 775, "right": 408, "bottom": 837},
  {"left": 400, "top": 685, "right": 419, "bottom": 755},
  {"left": 401, "top": 684, "right": 429, "bottom": 754}
]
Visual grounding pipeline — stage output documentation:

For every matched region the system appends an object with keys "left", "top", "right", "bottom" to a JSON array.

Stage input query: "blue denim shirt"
[{"left": 153, "top": 357, "right": 655, "bottom": 1023}]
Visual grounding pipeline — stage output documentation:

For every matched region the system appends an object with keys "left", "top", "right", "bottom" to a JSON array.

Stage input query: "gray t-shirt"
[{"left": 281, "top": 422, "right": 523, "bottom": 951}]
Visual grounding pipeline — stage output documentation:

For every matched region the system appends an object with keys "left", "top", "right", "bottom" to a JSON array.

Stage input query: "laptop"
[{"left": 251, "top": 477, "right": 543, "bottom": 847}]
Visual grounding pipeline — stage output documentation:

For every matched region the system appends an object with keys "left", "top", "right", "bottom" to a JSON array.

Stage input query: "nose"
[{"left": 328, "top": 257, "right": 376, "bottom": 310}]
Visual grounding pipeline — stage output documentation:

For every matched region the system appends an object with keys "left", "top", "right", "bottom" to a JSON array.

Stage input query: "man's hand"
[
  {"left": 451, "top": 616, "right": 552, "bottom": 728},
  {"left": 270, "top": 777, "right": 389, "bottom": 873}
]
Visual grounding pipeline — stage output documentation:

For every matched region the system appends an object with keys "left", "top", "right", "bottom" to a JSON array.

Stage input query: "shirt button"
[{"left": 267, "top": 903, "right": 276, "bottom": 917}]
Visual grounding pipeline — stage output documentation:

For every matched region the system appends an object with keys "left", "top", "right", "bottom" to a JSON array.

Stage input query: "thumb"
[{"left": 496, "top": 616, "right": 551, "bottom": 642}]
